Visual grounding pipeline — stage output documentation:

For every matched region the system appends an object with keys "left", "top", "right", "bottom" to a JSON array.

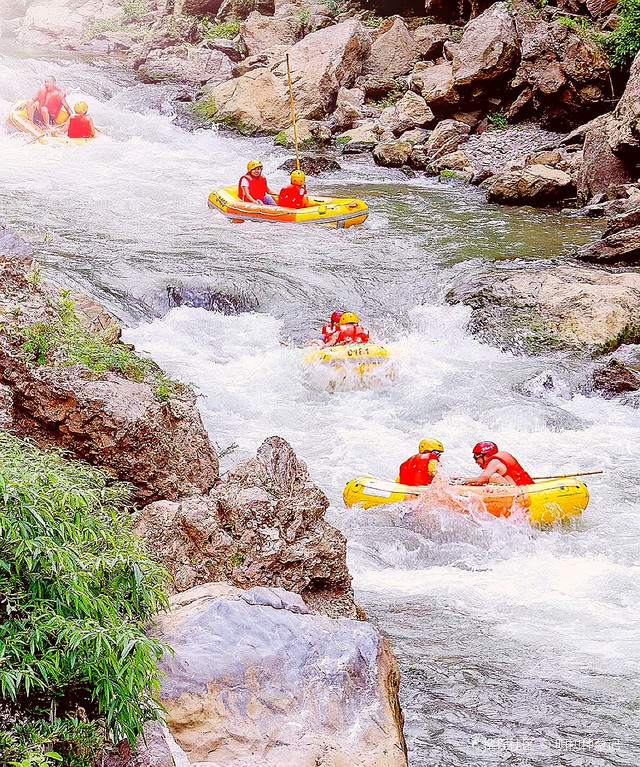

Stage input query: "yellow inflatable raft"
[
  {"left": 6, "top": 100, "right": 100, "bottom": 145},
  {"left": 343, "top": 475, "right": 589, "bottom": 525},
  {"left": 208, "top": 186, "right": 369, "bottom": 228},
  {"left": 301, "top": 343, "right": 392, "bottom": 381}
]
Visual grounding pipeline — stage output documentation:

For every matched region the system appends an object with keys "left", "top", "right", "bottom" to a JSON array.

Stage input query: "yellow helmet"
[
  {"left": 339, "top": 312, "right": 359, "bottom": 324},
  {"left": 291, "top": 170, "right": 305, "bottom": 186},
  {"left": 74, "top": 101, "right": 88, "bottom": 114},
  {"left": 419, "top": 438, "right": 444, "bottom": 454},
  {"left": 247, "top": 159, "right": 263, "bottom": 172}
]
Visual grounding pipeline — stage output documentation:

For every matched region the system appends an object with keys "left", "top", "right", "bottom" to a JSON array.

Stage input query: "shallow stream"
[{"left": 2, "top": 49, "right": 639, "bottom": 766}]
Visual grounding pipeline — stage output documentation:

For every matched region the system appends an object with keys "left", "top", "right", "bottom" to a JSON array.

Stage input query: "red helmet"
[
  {"left": 473, "top": 441, "right": 498, "bottom": 457},
  {"left": 330, "top": 311, "right": 344, "bottom": 325}
]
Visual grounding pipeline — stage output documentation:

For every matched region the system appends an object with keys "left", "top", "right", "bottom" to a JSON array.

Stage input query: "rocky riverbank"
[{"left": 0, "top": 230, "right": 407, "bottom": 765}]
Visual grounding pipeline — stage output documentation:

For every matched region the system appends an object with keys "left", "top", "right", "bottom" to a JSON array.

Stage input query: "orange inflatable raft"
[{"left": 6, "top": 100, "right": 100, "bottom": 145}]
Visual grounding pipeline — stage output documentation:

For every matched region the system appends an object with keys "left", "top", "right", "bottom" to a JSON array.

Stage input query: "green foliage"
[
  {"left": 555, "top": 14, "right": 593, "bottom": 33},
  {"left": 487, "top": 111, "right": 509, "bottom": 130},
  {"left": 335, "top": 135, "right": 351, "bottom": 146},
  {"left": 440, "top": 169, "right": 458, "bottom": 178},
  {"left": 120, "top": 0, "right": 148, "bottom": 22},
  {"left": 595, "top": 323, "right": 640, "bottom": 355},
  {"left": 197, "top": 18, "right": 241, "bottom": 39},
  {"left": 372, "top": 87, "right": 402, "bottom": 109},
  {"left": 604, "top": 0, "right": 640, "bottom": 69},
  {"left": 297, "top": 9, "right": 310, "bottom": 25},
  {"left": 82, "top": 17, "right": 125, "bottom": 41},
  {"left": 0, "top": 432, "right": 169, "bottom": 761},
  {"left": 322, "top": 0, "right": 341, "bottom": 18},
  {"left": 274, "top": 130, "right": 287, "bottom": 146},
  {"left": 19, "top": 292, "right": 180, "bottom": 402}
]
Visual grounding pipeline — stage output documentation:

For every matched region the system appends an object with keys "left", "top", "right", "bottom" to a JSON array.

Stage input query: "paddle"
[
  {"left": 285, "top": 53, "right": 301, "bottom": 174},
  {"left": 531, "top": 471, "right": 604, "bottom": 480}
]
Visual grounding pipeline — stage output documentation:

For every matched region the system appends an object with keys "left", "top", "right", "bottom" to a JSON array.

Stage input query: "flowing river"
[{"left": 2, "top": 49, "right": 639, "bottom": 766}]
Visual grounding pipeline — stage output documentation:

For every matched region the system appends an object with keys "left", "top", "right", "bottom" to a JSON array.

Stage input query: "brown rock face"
[
  {"left": 452, "top": 2, "right": 519, "bottom": 86},
  {"left": 577, "top": 118, "right": 633, "bottom": 205},
  {"left": 137, "top": 47, "right": 234, "bottom": 85},
  {"left": 207, "top": 20, "right": 371, "bottom": 131},
  {"left": 413, "top": 23, "right": 452, "bottom": 60},
  {"left": 609, "top": 49, "right": 640, "bottom": 160},
  {"left": 510, "top": 16, "right": 610, "bottom": 130},
  {"left": 134, "top": 436, "right": 356, "bottom": 618},
  {"left": 0, "top": 255, "right": 219, "bottom": 503},
  {"left": 576, "top": 225, "right": 640, "bottom": 266},
  {"left": 485, "top": 164, "right": 575, "bottom": 206},
  {"left": 592, "top": 359, "right": 640, "bottom": 398},
  {"left": 153, "top": 582, "right": 407, "bottom": 767},
  {"left": 411, "top": 61, "right": 460, "bottom": 112},
  {"left": 363, "top": 16, "right": 417, "bottom": 79},
  {"left": 239, "top": 9, "right": 304, "bottom": 57}
]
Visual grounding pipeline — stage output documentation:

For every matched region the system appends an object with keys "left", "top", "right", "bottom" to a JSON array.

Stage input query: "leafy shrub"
[
  {"left": 605, "top": 0, "right": 640, "bottom": 69},
  {"left": 120, "top": 0, "right": 148, "bottom": 22},
  {"left": 197, "top": 18, "right": 241, "bottom": 39},
  {"left": 0, "top": 432, "right": 169, "bottom": 764},
  {"left": 487, "top": 111, "right": 509, "bottom": 130},
  {"left": 20, "top": 291, "right": 179, "bottom": 402}
]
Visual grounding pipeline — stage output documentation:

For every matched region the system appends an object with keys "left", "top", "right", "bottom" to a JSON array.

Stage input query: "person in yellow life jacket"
[
  {"left": 278, "top": 170, "right": 309, "bottom": 209},
  {"left": 399, "top": 439, "right": 444, "bottom": 486},
  {"left": 323, "top": 312, "right": 370, "bottom": 347},
  {"left": 464, "top": 441, "right": 534, "bottom": 486},
  {"left": 238, "top": 160, "right": 277, "bottom": 205},
  {"left": 67, "top": 102, "right": 95, "bottom": 139}
]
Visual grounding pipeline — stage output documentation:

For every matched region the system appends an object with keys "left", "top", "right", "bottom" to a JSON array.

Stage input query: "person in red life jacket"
[
  {"left": 399, "top": 439, "right": 444, "bottom": 486},
  {"left": 25, "top": 76, "right": 71, "bottom": 130},
  {"left": 239, "top": 160, "right": 277, "bottom": 205},
  {"left": 67, "top": 102, "right": 95, "bottom": 139},
  {"left": 278, "top": 170, "right": 309, "bottom": 209},
  {"left": 321, "top": 311, "right": 344, "bottom": 343},
  {"left": 464, "top": 441, "right": 534, "bottom": 486},
  {"left": 324, "top": 312, "right": 370, "bottom": 346}
]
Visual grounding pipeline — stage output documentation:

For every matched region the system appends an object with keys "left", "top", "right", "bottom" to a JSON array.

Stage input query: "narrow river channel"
[{"left": 2, "top": 48, "right": 639, "bottom": 766}]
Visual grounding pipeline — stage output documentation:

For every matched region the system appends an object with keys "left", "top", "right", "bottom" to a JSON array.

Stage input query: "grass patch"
[
  {"left": 372, "top": 87, "right": 402, "bottom": 109},
  {"left": 19, "top": 291, "right": 180, "bottom": 402},
  {"left": 603, "top": 0, "right": 640, "bottom": 69},
  {"left": 121, "top": 0, "right": 148, "bottom": 22},
  {"left": 0, "top": 431, "right": 169, "bottom": 763}
]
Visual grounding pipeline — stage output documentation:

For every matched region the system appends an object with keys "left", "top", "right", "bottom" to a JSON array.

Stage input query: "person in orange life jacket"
[
  {"left": 399, "top": 439, "right": 444, "bottom": 487},
  {"left": 239, "top": 160, "right": 277, "bottom": 205},
  {"left": 278, "top": 170, "right": 309, "bottom": 209},
  {"left": 464, "top": 441, "right": 534, "bottom": 486},
  {"left": 25, "top": 76, "right": 71, "bottom": 129},
  {"left": 67, "top": 102, "right": 95, "bottom": 139},
  {"left": 323, "top": 312, "right": 370, "bottom": 347},
  {"left": 321, "top": 311, "right": 344, "bottom": 343}
]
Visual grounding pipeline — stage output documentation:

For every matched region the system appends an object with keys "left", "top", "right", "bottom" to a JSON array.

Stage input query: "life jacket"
[
  {"left": 399, "top": 452, "right": 439, "bottom": 486},
  {"left": 238, "top": 173, "right": 267, "bottom": 202},
  {"left": 68, "top": 114, "right": 93, "bottom": 138},
  {"left": 321, "top": 323, "right": 336, "bottom": 342},
  {"left": 37, "top": 87, "right": 64, "bottom": 119},
  {"left": 493, "top": 451, "right": 533, "bottom": 486},
  {"left": 333, "top": 323, "right": 370, "bottom": 345},
  {"left": 278, "top": 184, "right": 308, "bottom": 209}
]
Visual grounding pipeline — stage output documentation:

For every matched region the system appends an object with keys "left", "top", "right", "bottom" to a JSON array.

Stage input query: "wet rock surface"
[
  {"left": 592, "top": 358, "right": 640, "bottom": 399},
  {"left": 152, "top": 582, "right": 407, "bottom": 767},
  {"left": 446, "top": 264, "right": 640, "bottom": 354},
  {"left": 134, "top": 435, "right": 356, "bottom": 618}
]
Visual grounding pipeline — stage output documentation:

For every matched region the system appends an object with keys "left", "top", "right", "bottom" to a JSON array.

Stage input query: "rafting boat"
[
  {"left": 301, "top": 342, "right": 393, "bottom": 384},
  {"left": 6, "top": 100, "right": 100, "bottom": 145},
  {"left": 208, "top": 186, "right": 369, "bottom": 228},
  {"left": 343, "top": 475, "right": 589, "bottom": 525}
]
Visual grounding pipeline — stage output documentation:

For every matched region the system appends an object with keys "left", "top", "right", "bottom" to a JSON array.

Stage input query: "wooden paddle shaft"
[
  {"left": 532, "top": 471, "right": 603, "bottom": 480},
  {"left": 285, "top": 54, "right": 300, "bottom": 172}
]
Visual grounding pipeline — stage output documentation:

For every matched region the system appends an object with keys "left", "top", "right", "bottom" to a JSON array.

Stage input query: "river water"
[{"left": 2, "top": 50, "right": 639, "bottom": 766}]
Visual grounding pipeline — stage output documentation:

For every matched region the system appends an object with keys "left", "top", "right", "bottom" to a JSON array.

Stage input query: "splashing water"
[{"left": 2, "top": 46, "right": 639, "bottom": 766}]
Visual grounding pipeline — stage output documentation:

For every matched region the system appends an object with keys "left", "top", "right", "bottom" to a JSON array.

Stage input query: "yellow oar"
[{"left": 285, "top": 53, "right": 300, "bottom": 173}]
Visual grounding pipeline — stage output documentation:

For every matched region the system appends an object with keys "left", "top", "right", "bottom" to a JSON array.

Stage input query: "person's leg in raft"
[{"left": 263, "top": 194, "right": 277, "bottom": 205}]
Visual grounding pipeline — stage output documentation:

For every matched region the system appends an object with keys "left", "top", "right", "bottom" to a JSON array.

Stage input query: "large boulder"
[
  {"left": 17, "top": 0, "right": 124, "bottom": 48},
  {"left": 452, "top": 2, "right": 519, "bottom": 86},
  {"left": 379, "top": 90, "right": 435, "bottom": 135},
  {"left": 363, "top": 16, "right": 417, "bottom": 79},
  {"left": 413, "top": 23, "right": 452, "bottom": 60},
  {"left": 424, "top": 118, "right": 470, "bottom": 160},
  {"left": 137, "top": 46, "right": 234, "bottom": 85},
  {"left": 239, "top": 9, "right": 304, "bottom": 57},
  {"left": 175, "top": 0, "right": 224, "bottom": 15},
  {"left": 576, "top": 225, "right": 640, "bottom": 266},
  {"left": 373, "top": 140, "right": 413, "bottom": 167},
  {"left": 0, "top": 256, "right": 219, "bottom": 503},
  {"left": 153, "top": 582, "right": 408, "bottom": 767},
  {"left": 509, "top": 16, "right": 610, "bottom": 130},
  {"left": 446, "top": 264, "right": 640, "bottom": 353},
  {"left": 592, "top": 358, "right": 640, "bottom": 399},
  {"left": 135, "top": 436, "right": 356, "bottom": 617},
  {"left": 485, "top": 164, "right": 575, "bottom": 206},
  {"left": 576, "top": 117, "right": 633, "bottom": 205},
  {"left": 410, "top": 61, "right": 460, "bottom": 112},
  {"left": 205, "top": 20, "right": 371, "bottom": 131},
  {"left": 215, "top": 0, "right": 275, "bottom": 22},
  {"left": 608, "top": 49, "right": 640, "bottom": 161}
]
